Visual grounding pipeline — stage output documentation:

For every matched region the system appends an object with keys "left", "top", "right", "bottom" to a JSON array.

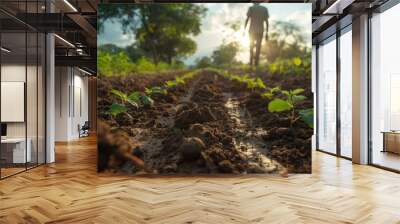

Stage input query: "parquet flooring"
[{"left": 1, "top": 135, "right": 400, "bottom": 223}]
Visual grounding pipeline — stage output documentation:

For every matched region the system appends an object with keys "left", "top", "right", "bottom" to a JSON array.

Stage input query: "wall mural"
[{"left": 97, "top": 3, "right": 313, "bottom": 175}]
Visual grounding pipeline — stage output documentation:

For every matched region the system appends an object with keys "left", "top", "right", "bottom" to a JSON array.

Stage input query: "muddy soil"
[
  {"left": 239, "top": 72, "right": 312, "bottom": 173},
  {"left": 98, "top": 69, "right": 312, "bottom": 174}
]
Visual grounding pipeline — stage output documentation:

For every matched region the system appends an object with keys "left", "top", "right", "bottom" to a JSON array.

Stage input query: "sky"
[{"left": 98, "top": 3, "right": 311, "bottom": 65}]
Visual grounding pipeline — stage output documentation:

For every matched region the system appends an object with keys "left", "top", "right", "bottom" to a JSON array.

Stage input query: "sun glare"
[{"left": 231, "top": 30, "right": 250, "bottom": 63}]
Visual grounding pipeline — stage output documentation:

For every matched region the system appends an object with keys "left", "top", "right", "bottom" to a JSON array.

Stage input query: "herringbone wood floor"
[{"left": 1, "top": 136, "right": 400, "bottom": 224}]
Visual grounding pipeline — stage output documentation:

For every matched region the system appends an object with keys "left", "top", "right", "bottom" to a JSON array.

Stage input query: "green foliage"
[
  {"left": 261, "top": 20, "right": 311, "bottom": 64},
  {"left": 136, "top": 57, "right": 157, "bottom": 72},
  {"left": 210, "top": 68, "right": 312, "bottom": 128},
  {"left": 268, "top": 57, "right": 311, "bottom": 76},
  {"left": 99, "top": 4, "right": 207, "bottom": 64},
  {"left": 98, "top": 51, "right": 135, "bottom": 77},
  {"left": 125, "top": 43, "right": 152, "bottom": 62},
  {"left": 97, "top": 52, "right": 185, "bottom": 76},
  {"left": 261, "top": 87, "right": 281, "bottom": 99},
  {"left": 227, "top": 74, "right": 266, "bottom": 91},
  {"left": 145, "top": 86, "right": 168, "bottom": 96},
  {"left": 165, "top": 80, "right": 178, "bottom": 88},
  {"left": 212, "top": 42, "right": 239, "bottom": 66},
  {"left": 195, "top": 56, "right": 213, "bottom": 68},
  {"left": 291, "top": 88, "right": 304, "bottom": 95},
  {"left": 299, "top": 108, "right": 314, "bottom": 128},
  {"left": 109, "top": 88, "right": 154, "bottom": 109},
  {"left": 163, "top": 71, "right": 198, "bottom": 89},
  {"left": 268, "top": 88, "right": 306, "bottom": 112},
  {"left": 175, "top": 76, "right": 186, "bottom": 85},
  {"left": 128, "top": 91, "right": 142, "bottom": 107},
  {"left": 281, "top": 88, "right": 306, "bottom": 106},
  {"left": 107, "top": 70, "right": 199, "bottom": 117},
  {"left": 98, "top": 43, "right": 124, "bottom": 54},
  {"left": 108, "top": 103, "right": 127, "bottom": 117},
  {"left": 255, "top": 78, "right": 266, "bottom": 89},
  {"left": 261, "top": 92, "right": 273, "bottom": 99},
  {"left": 250, "top": 77, "right": 267, "bottom": 89},
  {"left": 267, "top": 88, "right": 310, "bottom": 127},
  {"left": 110, "top": 89, "right": 140, "bottom": 108},
  {"left": 268, "top": 99, "right": 292, "bottom": 112},
  {"left": 110, "top": 89, "right": 128, "bottom": 102},
  {"left": 293, "top": 57, "right": 302, "bottom": 66},
  {"left": 140, "top": 95, "right": 154, "bottom": 107},
  {"left": 212, "top": 70, "right": 267, "bottom": 91},
  {"left": 246, "top": 79, "right": 258, "bottom": 90}
]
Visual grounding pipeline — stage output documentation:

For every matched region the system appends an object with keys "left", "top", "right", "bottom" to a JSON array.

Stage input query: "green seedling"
[
  {"left": 298, "top": 108, "right": 314, "bottom": 128},
  {"left": 268, "top": 88, "right": 310, "bottom": 127},
  {"left": 110, "top": 89, "right": 140, "bottom": 108},
  {"left": 145, "top": 86, "right": 167, "bottom": 96},
  {"left": 110, "top": 89, "right": 128, "bottom": 103},
  {"left": 108, "top": 103, "right": 128, "bottom": 117},
  {"left": 246, "top": 77, "right": 266, "bottom": 90},
  {"left": 127, "top": 91, "right": 142, "bottom": 108},
  {"left": 175, "top": 76, "right": 186, "bottom": 85},
  {"left": 231, "top": 75, "right": 243, "bottom": 83},
  {"left": 140, "top": 95, "right": 154, "bottom": 107},
  {"left": 164, "top": 70, "right": 199, "bottom": 89},
  {"left": 223, "top": 73, "right": 266, "bottom": 91},
  {"left": 182, "top": 71, "right": 195, "bottom": 80},
  {"left": 165, "top": 80, "right": 178, "bottom": 89},
  {"left": 255, "top": 77, "right": 266, "bottom": 89},
  {"left": 261, "top": 86, "right": 281, "bottom": 99}
]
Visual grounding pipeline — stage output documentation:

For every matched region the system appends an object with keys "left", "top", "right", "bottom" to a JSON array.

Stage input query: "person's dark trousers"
[{"left": 249, "top": 32, "right": 263, "bottom": 67}]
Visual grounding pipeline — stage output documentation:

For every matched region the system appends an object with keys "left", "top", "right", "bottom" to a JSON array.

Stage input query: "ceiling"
[
  {"left": 311, "top": 0, "right": 390, "bottom": 43},
  {"left": 0, "top": 0, "right": 98, "bottom": 74}
]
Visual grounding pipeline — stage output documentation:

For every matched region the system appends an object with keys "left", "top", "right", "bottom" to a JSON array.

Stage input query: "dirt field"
[{"left": 97, "top": 69, "right": 312, "bottom": 174}]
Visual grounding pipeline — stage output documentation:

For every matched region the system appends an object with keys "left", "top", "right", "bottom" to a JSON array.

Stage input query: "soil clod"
[{"left": 179, "top": 137, "right": 206, "bottom": 162}]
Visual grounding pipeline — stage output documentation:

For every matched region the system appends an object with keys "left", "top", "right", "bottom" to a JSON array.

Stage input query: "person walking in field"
[{"left": 244, "top": 3, "right": 269, "bottom": 67}]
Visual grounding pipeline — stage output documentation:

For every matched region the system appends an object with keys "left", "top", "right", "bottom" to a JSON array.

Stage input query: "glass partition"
[
  {"left": 0, "top": 31, "right": 28, "bottom": 177},
  {"left": 317, "top": 35, "right": 337, "bottom": 154},
  {"left": 339, "top": 27, "right": 352, "bottom": 158},
  {"left": 27, "top": 31, "right": 38, "bottom": 169},
  {"left": 0, "top": 1, "right": 46, "bottom": 179},
  {"left": 38, "top": 32, "right": 45, "bottom": 165},
  {"left": 370, "top": 4, "right": 400, "bottom": 171}
]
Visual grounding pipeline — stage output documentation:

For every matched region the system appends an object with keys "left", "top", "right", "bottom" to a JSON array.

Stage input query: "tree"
[
  {"left": 212, "top": 42, "right": 239, "bottom": 66},
  {"left": 99, "top": 4, "right": 206, "bottom": 65},
  {"left": 98, "top": 44, "right": 124, "bottom": 54},
  {"left": 125, "top": 43, "right": 148, "bottom": 62},
  {"left": 195, "top": 56, "right": 212, "bottom": 68},
  {"left": 262, "top": 21, "right": 310, "bottom": 63}
]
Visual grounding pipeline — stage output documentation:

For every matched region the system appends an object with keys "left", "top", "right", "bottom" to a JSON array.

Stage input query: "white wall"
[
  {"left": 1, "top": 63, "right": 46, "bottom": 164},
  {"left": 55, "top": 66, "right": 70, "bottom": 141},
  {"left": 1, "top": 65, "right": 26, "bottom": 139},
  {"left": 0, "top": 65, "right": 39, "bottom": 138},
  {"left": 55, "top": 67, "right": 89, "bottom": 141},
  {"left": 71, "top": 73, "right": 89, "bottom": 138}
]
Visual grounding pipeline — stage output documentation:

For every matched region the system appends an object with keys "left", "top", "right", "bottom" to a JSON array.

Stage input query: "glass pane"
[
  {"left": 38, "top": 33, "right": 45, "bottom": 165},
  {"left": 0, "top": 1, "right": 46, "bottom": 178},
  {"left": 27, "top": 31, "right": 38, "bottom": 169},
  {"left": 339, "top": 29, "right": 352, "bottom": 158},
  {"left": 312, "top": 45, "right": 317, "bottom": 151},
  {"left": 371, "top": 4, "right": 400, "bottom": 171},
  {"left": 1, "top": 31, "right": 27, "bottom": 177},
  {"left": 317, "top": 37, "right": 337, "bottom": 154}
]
